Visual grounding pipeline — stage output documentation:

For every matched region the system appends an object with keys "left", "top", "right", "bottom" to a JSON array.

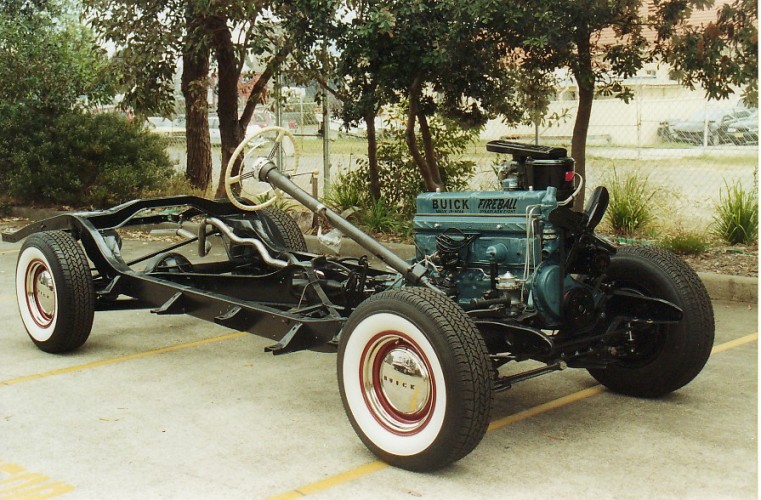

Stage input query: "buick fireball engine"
[{"left": 413, "top": 141, "right": 609, "bottom": 330}]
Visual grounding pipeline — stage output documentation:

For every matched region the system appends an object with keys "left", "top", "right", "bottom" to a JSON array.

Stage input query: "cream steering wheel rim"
[{"left": 224, "top": 126, "right": 299, "bottom": 211}]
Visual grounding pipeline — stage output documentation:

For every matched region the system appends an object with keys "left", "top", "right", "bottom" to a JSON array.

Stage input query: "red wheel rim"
[
  {"left": 24, "top": 259, "right": 56, "bottom": 328},
  {"left": 359, "top": 330, "right": 436, "bottom": 435}
]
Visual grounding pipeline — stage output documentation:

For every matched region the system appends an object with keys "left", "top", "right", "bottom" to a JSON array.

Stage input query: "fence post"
[
  {"left": 636, "top": 83, "right": 642, "bottom": 158},
  {"left": 311, "top": 171, "right": 319, "bottom": 228},
  {"left": 275, "top": 73, "right": 284, "bottom": 168},
  {"left": 322, "top": 79, "right": 331, "bottom": 193}
]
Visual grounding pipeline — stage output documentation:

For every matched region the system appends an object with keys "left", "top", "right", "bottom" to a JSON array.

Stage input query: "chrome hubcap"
[
  {"left": 361, "top": 333, "right": 434, "bottom": 434},
  {"left": 25, "top": 260, "right": 55, "bottom": 327},
  {"left": 379, "top": 346, "right": 431, "bottom": 415}
]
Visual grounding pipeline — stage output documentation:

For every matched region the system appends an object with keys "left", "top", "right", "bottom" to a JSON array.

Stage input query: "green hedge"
[{"left": 0, "top": 107, "right": 174, "bottom": 208}]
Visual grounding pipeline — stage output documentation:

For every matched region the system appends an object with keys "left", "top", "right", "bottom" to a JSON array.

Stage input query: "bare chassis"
[
  {"left": 3, "top": 194, "right": 377, "bottom": 355},
  {"left": 4, "top": 146, "right": 715, "bottom": 472}
]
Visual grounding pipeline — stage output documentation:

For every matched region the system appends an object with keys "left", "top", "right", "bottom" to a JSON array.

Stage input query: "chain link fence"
[{"left": 161, "top": 86, "right": 757, "bottom": 232}]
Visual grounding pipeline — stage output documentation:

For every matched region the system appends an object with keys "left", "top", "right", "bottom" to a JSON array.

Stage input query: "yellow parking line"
[
  {"left": 487, "top": 385, "right": 605, "bottom": 432},
  {"left": 711, "top": 332, "right": 758, "bottom": 354},
  {"left": 269, "top": 385, "right": 605, "bottom": 500},
  {"left": 269, "top": 462, "right": 389, "bottom": 500},
  {"left": 0, "top": 249, "right": 18, "bottom": 255},
  {"left": 268, "top": 332, "right": 759, "bottom": 499},
  {"left": 0, "top": 332, "right": 248, "bottom": 387},
  {"left": 0, "top": 458, "right": 74, "bottom": 498}
]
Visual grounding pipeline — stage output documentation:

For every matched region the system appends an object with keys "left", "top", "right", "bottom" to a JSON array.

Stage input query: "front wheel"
[
  {"left": 338, "top": 288, "right": 492, "bottom": 471},
  {"left": 588, "top": 246, "right": 715, "bottom": 397}
]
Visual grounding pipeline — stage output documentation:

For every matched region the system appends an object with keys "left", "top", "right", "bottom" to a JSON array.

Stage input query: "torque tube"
[{"left": 259, "top": 162, "right": 428, "bottom": 285}]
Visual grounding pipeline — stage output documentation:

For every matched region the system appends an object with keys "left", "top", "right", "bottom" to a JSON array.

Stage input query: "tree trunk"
[
  {"left": 417, "top": 111, "right": 444, "bottom": 189},
  {"left": 365, "top": 110, "right": 381, "bottom": 201},
  {"left": 181, "top": 12, "right": 212, "bottom": 192},
  {"left": 208, "top": 15, "right": 245, "bottom": 199},
  {"left": 406, "top": 79, "right": 443, "bottom": 192},
  {"left": 571, "top": 33, "right": 594, "bottom": 211},
  {"left": 209, "top": 21, "right": 290, "bottom": 199}
]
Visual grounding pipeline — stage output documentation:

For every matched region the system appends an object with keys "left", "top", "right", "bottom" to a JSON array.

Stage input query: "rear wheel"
[
  {"left": 16, "top": 231, "right": 94, "bottom": 353},
  {"left": 258, "top": 207, "right": 306, "bottom": 251},
  {"left": 588, "top": 246, "right": 714, "bottom": 397},
  {"left": 338, "top": 288, "right": 492, "bottom": 471}
]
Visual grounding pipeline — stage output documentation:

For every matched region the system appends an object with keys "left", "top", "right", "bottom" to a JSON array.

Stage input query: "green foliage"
[
  {"left": 658, "top": 230, "right": 710, "bottom": 255},
  {"left": 339, "top": 113, "right": 478, "bottom": 218},
  {"left": 254, "top": 193, "right": 297, "bottom": 213},
  {"left": 661, "top": 0, "right": 758, "bottom": 106},
  {"left": 321, "top": 112, "right": 476, "bottom": 238},
  {"left": 84, "top": 0, "right": 284, "bottom": 117},
  {"left": 323, "top": 171, "right": 368, "bottom": 213},
  {"left": 288, "top": 0, "right": 541, "bottom": 145},
  {"left": 713, "top": 180, "right": 758, "bottom": 245},
  {"left": 511, "top": 0, "right": 650, "bottom": 98},
  {"left": 142, "top": 173, "right": 208, "bottom": 199},
  {"left": 85, "top": 0, "right": 292, "bottom": 196},
  {"left": 604, "top": 170, "right": 657, "bottom": 237},
  {"left": 357, "top": 197, "right": 411, "bottom": 236},
  {"left": 0, "top": 109, "right": 174, "bottom": 208},
  {"left": 84, "top": 0, "right": 185, "bottom": 116},
  {"left": 0, "top": 0, "right": 116, "bottom": 115}
]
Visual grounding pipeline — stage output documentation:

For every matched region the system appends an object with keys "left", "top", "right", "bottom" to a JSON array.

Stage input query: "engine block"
[{"left": 412, "top": 142, "right": 595, "bottom": 329}]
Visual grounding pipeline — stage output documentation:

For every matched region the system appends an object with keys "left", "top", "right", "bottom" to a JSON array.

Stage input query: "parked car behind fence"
[
  {"left": 721, "top": 109, "right": 759, "bottom": 145},
  {"left": 658, "top": 108, "right": 754, "bottom": 145},
  {"left": 147, "top": 109, "right": 273, "bottom": 144}
]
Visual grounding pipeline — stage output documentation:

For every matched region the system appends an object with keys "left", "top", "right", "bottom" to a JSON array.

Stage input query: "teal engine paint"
[{"left": 410, "top": 145, "right": 599, "bottom": 329}]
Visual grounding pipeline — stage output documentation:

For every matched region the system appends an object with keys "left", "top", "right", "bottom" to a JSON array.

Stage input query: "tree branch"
[{"left": 240, "top": 42, "right": 292, "bottom": 128}]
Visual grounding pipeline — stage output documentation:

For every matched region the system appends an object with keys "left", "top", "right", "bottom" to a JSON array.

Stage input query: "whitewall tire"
[
  {"left": 16, "top": 231, "right": 94, "bottom": 353},
  {"left": 338, "top": 288, "right": 492, "bottom": 471}
]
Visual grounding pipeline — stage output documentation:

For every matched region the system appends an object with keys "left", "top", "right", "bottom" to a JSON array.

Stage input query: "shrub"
[
  {"left": 322, "top": 112, "right": 477, "bottom": 238},
  {"left": 0, "top": 107, "right": 174, "bottom": 208},
  {"left": 658, "top": 230, "right": 710, "bottom": 255},
  {"left": 323, "top": 170, "right": 369, "bottom": 213},
  {"left": 713, "top": 180, "right": 758, "bottom": 245},
  {"left": 604, "top": 169, "right": 656, "bottom": 236},
  {"left": 341, "top": 113, "right": 478, "bottom": 218},
  {"left": 254, "top": 192, "right": 297, "bottom": 213},
  {"left": 142, "top": 173, "right": 207, "bottom": 199},
  {"left": 358, "top": 197, "right": 411, "bottom": 236}
]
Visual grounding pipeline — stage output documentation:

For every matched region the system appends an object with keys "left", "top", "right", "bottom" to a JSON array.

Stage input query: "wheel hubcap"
[
  {"left": 25, "top": 260, "right": 56, "bottom": 327},
  {"left": 361, "top": 332, "right": 435, "bottom": 434}
]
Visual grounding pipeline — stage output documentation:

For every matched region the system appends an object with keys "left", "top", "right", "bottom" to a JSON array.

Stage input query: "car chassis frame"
[
  {"left": 4, "top": 131, "right": 715, "bottom": 471},
  {"left": 4, "top": 193, "right": 380, "bottom": 355}
]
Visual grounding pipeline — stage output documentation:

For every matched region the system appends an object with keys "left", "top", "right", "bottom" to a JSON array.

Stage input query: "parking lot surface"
[{"left": 0, "top": 236, "right": 757, "bottom": 499}]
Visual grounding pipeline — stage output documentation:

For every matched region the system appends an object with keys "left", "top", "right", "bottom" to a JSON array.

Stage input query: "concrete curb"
[
  {"left": 305, "top": 235, "right": 758, "bottom": 304},
  {"left": 7, "top": 206, "right": 62, "bottom": 221},
  {"left": 696, "top": 272, "right": 758, "bottom": 303}
]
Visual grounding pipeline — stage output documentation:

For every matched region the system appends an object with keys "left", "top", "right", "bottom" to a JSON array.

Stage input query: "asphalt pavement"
[{"left": 0, "top": 237, "right": 757, "bottom": 499}]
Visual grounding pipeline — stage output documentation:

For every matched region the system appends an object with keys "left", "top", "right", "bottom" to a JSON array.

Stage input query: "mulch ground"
[{"left": 680, "top": 243, "right": 757, "bottom": 277}]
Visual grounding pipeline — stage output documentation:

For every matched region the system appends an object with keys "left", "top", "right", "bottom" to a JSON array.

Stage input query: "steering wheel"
[{"left": 224, "top": 126, "right": 299, "bottom": 211}]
